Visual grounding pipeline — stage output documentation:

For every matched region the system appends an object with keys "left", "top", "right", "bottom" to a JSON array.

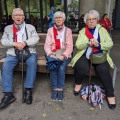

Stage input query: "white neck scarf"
[
  {"left": 56, "top": 26, "right": 66, "bottom": 48},
  {"left": 86, "top": 27, "right": 98, "bottom": 59},
  {"left": 16, "top": 22, "right": 25, "bottom": 42}
]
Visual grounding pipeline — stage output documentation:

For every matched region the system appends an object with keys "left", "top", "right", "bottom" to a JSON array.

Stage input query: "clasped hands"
[
  {"left": 12, "top": 42, "right": 26, "bottom": 50},
  {"left": 88, "top": 38, "right": 99, "bottom": 47}
]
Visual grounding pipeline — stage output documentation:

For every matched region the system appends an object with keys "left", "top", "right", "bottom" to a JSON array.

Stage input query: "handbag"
[
  {"left": 14, "top": 26, "right": 31, "bottom": 62},
  {"left": 90, "top": 53, "right": 107, "bottom": 64},
  {"left": 46, "top": 56, "right": 63, "bottom": 71},
  {"left": 15, "top": 46, "right": 30, "bottom": 62},
  {"left": 52, "top": 48, "right": 66, "bottom": 57}
]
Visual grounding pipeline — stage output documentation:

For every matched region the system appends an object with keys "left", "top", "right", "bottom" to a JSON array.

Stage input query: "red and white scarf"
[
  {"left": 52, "top": 26, "right": 65, "bottom": 52},
  {"left": 85, "top": 26, "right": 98, "bottom": 59},
  {"left": 13, "top": 22, "right": 25, "bottom": 42}
]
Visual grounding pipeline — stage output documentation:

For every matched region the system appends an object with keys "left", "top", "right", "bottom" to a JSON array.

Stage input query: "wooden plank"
[
  {"left": 38, "top": 56, "right": 46, "bottom": 60},
  {"left": 0, "top": 56, "right": 114, "bottom": 76}
]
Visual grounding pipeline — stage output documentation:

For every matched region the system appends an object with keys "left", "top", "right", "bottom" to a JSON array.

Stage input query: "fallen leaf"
[
  {"left": 66, "top": 86, "right": 70, "bottom": 88},
  {"left": 42, "top": 114, "right": 46, "bottom": 117},
  {"left": 90, "top": 107, "right": 94, "bottom": 110},
  {"left": 55, "top": 108, "right": 59, "bottom": 111},
  {"left": 48, "top": 102, "right": 51, "bottom": 106}
]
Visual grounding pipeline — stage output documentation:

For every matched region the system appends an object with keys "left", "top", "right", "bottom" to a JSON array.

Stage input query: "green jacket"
[{"left": 71, "top": 24, "right": 114, "bottom": 68}]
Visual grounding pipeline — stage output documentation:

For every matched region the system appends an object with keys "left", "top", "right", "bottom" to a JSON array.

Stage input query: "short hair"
[
  {"left": 53, "top": 11, "right": 66, "bottom": 20},
  {"left": 84, "top": 10, "right": 100, "bottom": 23},
  {"left": 102, "top": 13, "right": 107, "bottom": 18},
  {"left": 12, "top": 8, "right": 24, "bottom": 16}
]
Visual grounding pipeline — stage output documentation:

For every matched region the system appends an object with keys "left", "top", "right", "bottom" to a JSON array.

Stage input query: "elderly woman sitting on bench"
[
  {"left": 71, "top": 10, "right": 116, "bottom": 109},
  {"left": 44, "top": 11, "right": 73, "bottom": 101}
]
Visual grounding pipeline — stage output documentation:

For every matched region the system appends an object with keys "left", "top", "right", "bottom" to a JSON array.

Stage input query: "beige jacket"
[{"left": 1, "top": 24, "right": 40, "bottom": 56}]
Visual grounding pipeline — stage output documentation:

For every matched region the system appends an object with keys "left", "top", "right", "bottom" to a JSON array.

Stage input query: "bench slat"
[{"left": 0, "top": 56, "right": 114, "bottom": 76}]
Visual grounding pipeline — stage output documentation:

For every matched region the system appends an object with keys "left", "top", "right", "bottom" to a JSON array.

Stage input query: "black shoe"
[
  {"left": 0, "top": 95, "right": 16, "bottom": 108},
  {"left": 73, "top": 91, "right": 80, "bottom": 96},
  {"left": 25, "top": 90, "right": 32, "bottom": 104},
  {"left": 107, "top": 99, "right": 116, "bottom": 109},
  {"left": 108, "top": 104, "right": 116, "bottom": 109}
]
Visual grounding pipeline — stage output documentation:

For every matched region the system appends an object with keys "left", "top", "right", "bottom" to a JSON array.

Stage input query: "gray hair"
[
  {"left": 12, "top": 8, "right": 24, "bottom": 16},
  {"left": 84, "top": 10, "right": 99, "bottom": 23},
  {"left": 53, "top": 11, "right": 66, "bottom": 20}
]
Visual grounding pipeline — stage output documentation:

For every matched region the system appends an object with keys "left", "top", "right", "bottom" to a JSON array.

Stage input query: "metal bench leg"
[
  {"left": 112, "top": 63, "right": 117, "bottom": 88},
  {"left": 0, "top": 70, "right": 1, "bottom": 82}
]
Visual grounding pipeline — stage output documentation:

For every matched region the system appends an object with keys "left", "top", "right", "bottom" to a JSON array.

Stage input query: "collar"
[
  {"left": 89, "top": 26, "right": 96, "bottom": 30},
  {"left": 54, "top": 24, "right": 65, "bottom": 31},
  {"left": 14, "top": 21, "right": 25, "bottom": 31}
]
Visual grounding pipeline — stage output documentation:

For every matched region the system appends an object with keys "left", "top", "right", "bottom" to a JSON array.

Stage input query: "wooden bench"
[
  {"left": 0, "top": 55, "right": 117, "bottom": 88},
  {"left": 0, "top": 34, "right": 117, "bottom": 88}
]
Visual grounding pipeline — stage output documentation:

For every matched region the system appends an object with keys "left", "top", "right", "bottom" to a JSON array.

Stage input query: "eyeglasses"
[
  {"left": 87, "top": 18, "right": 96, "bottom": 22},
  {"left": 55, "top": 17, "right": 63, "bottom": 20},
  {"left": 13, "top": 14, "right": 24, "bottom": 17}
]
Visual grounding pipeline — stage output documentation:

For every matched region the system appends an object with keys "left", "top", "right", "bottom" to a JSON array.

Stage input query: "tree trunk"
[
  {"left": 20, "top": 0, "right": 26, "bottom": 12},
  {"left": 4, "top": 0, "right": 8, "bottom": 18},
  {"left": 0, "top": 0, "right": 3, "bottom": 24},
  {"left": 45, "top": 0, "right": 47, "bottom": 15},
  {"left": 33, "top": 0, "right": 37, "bottom": 10}
]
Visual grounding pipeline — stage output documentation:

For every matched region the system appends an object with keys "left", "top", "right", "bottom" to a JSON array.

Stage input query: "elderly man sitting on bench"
[{"left": 0, "top": 8, "right": 39, "bottom": 109}]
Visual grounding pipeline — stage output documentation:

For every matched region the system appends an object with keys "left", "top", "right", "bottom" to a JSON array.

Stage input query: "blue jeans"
[
  {"left": 2, "top": 53, "right": 37, "bottom": 92},
  {"left": 50, "top": 58, "right": 71, "bottom": 89}
]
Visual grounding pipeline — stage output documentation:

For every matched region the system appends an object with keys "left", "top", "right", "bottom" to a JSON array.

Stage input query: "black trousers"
[{"left": 74, "top": 55, "right": 114, "bottom": 97}]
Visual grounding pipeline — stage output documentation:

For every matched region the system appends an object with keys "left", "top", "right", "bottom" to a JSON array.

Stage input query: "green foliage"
[
  {"left": 2, "top": 0, "right": 15, "bottom": 15},
  {"left": 54, "top": 0, "right": 61, "bottom": 6},
  {"left": 72, "top": 0, "right": 79, "bottom": 7},
  {"left": 30, "top": 9, "right": 39, "bottom": 17},
  {"left": 1, "top": 0, "right": 66, "bottom": 17},
  {"left": 55, "top": 5, "right": 64, "bottom": 11},
  {"left": 68, "top": 0, "right": 79, "bottom": 8}
]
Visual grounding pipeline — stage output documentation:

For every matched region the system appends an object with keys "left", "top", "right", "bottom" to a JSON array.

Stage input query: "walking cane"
[
  {"left": 22, "top": 50, "right": 25, "bottom": 103},
  {"left": 88, "top": 52, "right": 93, "bottom": 102}
]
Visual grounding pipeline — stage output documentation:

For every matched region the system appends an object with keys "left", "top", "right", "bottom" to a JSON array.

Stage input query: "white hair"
[
  {"left": 12, "top": 8, "right": 24, "bottom": 16},
  {"left": 53, "top": 11, "right": 66, "bottom": 20},
  {"left": 84, "top": 10, "right": 99, "bottom": 23}
]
